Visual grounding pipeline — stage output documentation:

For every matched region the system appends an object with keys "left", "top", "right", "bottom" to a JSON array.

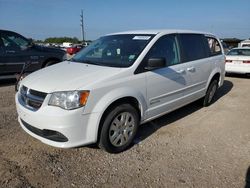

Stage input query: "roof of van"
[{"left": 108, "top": 29, "right": 215, "bottom": 36}]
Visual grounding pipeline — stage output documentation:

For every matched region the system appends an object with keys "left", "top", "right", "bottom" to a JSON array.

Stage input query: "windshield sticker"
[
  {"left": 129, "top": 55, "right": 136, "bottom": 60},
  {"left": 133, "top": 36, "right": 151, "bottom": 40},
  {"left": 116, "top": 48, "right": 121, "bottom": 55}
]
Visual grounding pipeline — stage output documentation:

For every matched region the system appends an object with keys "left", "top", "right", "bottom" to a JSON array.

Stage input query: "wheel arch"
[
  {"left": 42, "top": 57, "right": 61, "bottom": 68},
  {"left": 89, "top": 87, "right": 147, "bottom": 143},
  {"left": 206, "top": 70, "right": 222, "bottom": 90},
  {"left": 97, "top": 96, "right": 142, "bottom": 143}
]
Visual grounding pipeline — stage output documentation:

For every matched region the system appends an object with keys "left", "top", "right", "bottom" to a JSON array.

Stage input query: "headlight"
[{"left": 48, "top": 90, "right": 89, "bottom": 110}]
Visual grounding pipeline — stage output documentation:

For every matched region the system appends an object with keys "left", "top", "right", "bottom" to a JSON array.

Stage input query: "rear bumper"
[{"left": 225, "top": 64, "right": 250, "bottom": 74}]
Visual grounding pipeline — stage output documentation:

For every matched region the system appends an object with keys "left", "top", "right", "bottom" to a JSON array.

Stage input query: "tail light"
[
  {"left": 225, "top": 60, "right": 232, "bottom": 63},
  {"left": 66, "top": 48, "right": 73, "bottom": 55},
  {"left": 243, "top": 61, "right": 250, "bottom": 64}
]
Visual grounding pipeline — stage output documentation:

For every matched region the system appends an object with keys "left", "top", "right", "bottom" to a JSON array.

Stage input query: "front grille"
[
  {"left": 29, "top": 89, "right": 47, "bottom": 98},
  {"left": 19, "top": 85, "right": 47, "bottom": 111},
  {"left": 21, "top": 119, "right": 68, "bottom": 142}
]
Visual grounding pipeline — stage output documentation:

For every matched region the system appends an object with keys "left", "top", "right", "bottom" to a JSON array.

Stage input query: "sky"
[{"left": 0, "top": 0, "right": 249, "bottom": 40}]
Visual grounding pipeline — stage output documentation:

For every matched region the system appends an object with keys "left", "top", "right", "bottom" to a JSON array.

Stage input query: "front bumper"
[{"left": 15, "top": 93, "right": 101, "bottom": 148}]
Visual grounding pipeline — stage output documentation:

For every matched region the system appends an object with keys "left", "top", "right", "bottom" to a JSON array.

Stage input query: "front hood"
[{"left": 21, "top": 61, "right": 122, "bottom": 93}]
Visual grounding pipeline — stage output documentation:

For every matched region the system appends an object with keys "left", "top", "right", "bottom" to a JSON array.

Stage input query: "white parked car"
[
  {"left": 225, "top": 47, "right": 250, "bottom": 74},
  {"left": 238, "top": 40, "right": 250, "bottom": 48},
  {"left": 15, "top": 30, "right": 225, "bottom": 153}
]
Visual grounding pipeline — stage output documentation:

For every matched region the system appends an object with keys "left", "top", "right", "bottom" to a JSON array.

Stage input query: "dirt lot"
[{"left": 0, "top": 76, "right": 250, "bottom": 188}]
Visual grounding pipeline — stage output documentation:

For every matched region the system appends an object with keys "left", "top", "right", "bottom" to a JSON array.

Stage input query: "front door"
[{"left": 143, "top": 34, "right": 191, "bottom": 119}]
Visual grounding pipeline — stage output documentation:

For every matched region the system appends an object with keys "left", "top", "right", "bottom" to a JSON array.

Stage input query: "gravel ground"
[{"left": 0, "top": 76, "right": 250, "bottom": 188}]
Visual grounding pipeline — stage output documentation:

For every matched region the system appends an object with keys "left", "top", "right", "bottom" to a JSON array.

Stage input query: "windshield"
[
  {"left": 72, "top": 34, "right": 154, "bottom": 67},
  {"left": 227, "top": 49, "right": 250, "bottom": 56}
]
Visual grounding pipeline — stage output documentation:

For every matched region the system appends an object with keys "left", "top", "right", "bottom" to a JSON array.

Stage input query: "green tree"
[{"left": 44, "top": 37, "right": 80, "bottom": 44}]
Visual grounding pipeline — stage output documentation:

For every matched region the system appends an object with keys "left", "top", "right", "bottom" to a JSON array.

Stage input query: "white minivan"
[{"left": 15, "top": 30, "right": 225, "bottom": 153}]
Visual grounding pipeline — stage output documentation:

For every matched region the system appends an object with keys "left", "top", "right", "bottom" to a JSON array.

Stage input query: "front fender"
[
  {"left": 86, "top": 87, "right": 147, "bottom": 142},
  {"left": 92, "top": 87, "right": 147, "bottom": 119}
]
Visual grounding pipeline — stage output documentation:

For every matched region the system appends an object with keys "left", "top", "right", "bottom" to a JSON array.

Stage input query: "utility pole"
[{"left": 80, "top": 10, "right": 84, "bottom": 42}]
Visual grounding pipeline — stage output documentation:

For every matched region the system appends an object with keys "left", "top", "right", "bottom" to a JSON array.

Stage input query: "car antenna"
[{"left": 15, "top": 61, "right": 33, "bottom": 91}]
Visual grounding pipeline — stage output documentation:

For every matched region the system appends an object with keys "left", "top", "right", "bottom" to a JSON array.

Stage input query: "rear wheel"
[
  {"left": 203, "top": 79, "right": 218, "bottom": 107},
  {"left": 98, "top": 104, "right": 139, "bottom": 153}
]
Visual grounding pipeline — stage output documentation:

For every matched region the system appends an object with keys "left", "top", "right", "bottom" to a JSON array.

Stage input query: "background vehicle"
[
  {"left": 16, "top": 30, "right": 225, "bottom": 153},
  {"left": 66, "top": 45, "right": 83, "bottom": 55},
  {"left": 221, "top": 41, "right": 229, "bottom": 53},
  {"left": 238, "top": 40, "right": 250, "bottom": 48},
  {"left": 0, "top": 29, "right": 66, "bottom": 79},
  {"left": 62, "top": 42, "right": 73, "bottom": 48},
  {"left": 225, "top": 47, "right": 250, "bottom": 75}
]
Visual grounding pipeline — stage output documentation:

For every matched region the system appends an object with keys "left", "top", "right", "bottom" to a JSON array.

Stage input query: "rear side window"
[
  {"left": 206, "top": 37, "right": 222, "bottom": 56},
  {"left": 179, "top": 34, "right": 208, "bottom": 62}
]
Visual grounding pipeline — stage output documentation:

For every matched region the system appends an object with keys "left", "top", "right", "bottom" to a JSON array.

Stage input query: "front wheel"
[
  {"left": 203, "top": 79, "right": 218, "bottom": 107},
  {"left": 98, "top": 104, "right": 139, "bottom": 153}
]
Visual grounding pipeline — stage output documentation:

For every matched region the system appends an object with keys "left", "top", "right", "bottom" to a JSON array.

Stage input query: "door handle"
[
  {"left": 176, "top": 69, "right": 185, "bottom": 74},
  {"left": 187, "top": 67, "right": 195, "bottom": 72},
  {"left": 6, "top": 50, "right": 16, "bottom": 53}
]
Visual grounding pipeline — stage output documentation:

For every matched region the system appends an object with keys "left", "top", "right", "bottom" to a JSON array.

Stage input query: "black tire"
[
  {"left": 98, "top": 104, "right": 139, "bottom": 153},
  {"left": 203, "top": 79, "right": 218, "bottom": 107}
]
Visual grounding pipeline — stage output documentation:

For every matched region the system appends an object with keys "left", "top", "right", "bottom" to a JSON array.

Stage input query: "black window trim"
[
  {"left": 134, "top": 33, "right": 221, "bottom": 75},
  {"left": 0, "top": 33, "right": 4, "bottom": 49}
]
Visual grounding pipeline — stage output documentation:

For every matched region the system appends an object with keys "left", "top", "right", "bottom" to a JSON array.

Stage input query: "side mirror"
[
  {"left": 27, "top": 38, "right": 34, "bottom": 48},
  {"left": 145, "top": 58, "right": 166, "bottom": 70},
  {"left": 21, "top": 39, "right": 33, "bottom": 51}
]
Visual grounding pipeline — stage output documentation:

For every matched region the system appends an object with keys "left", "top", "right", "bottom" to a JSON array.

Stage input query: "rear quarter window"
[
  {"left": 179, "top": 34, "right": 209, "bottom": 62},
  {"left": 206, "top": 37, "right": 222, "bottom": 56}
]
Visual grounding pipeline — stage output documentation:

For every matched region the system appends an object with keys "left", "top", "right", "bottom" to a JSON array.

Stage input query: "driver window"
[
  {"left": 1, "top": 33, "right": 29, "bottom": 50},
  {"left": 145, "top": 35, "right": 180, "bottom": 66}
]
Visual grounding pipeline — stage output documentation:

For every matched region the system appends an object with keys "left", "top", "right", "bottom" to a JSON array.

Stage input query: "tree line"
[
  {"left": 34, "top": 37, "right": 92, "bottom": 44},
  {"left": 44, "top": 37, "right": 80, "bottom": 44}
]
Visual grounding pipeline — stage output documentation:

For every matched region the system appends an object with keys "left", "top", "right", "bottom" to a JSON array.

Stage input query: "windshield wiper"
[
  {"left": 74, "top": 59, "right": 102, "bottom": 66},
  {"left": 83, "top": 60, "right": 102, "bottom": 66}
]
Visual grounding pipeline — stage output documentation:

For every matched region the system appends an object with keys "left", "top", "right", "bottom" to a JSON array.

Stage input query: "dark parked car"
[{"left": 0, "top": 29, "right": 66, "bottom": 79}]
